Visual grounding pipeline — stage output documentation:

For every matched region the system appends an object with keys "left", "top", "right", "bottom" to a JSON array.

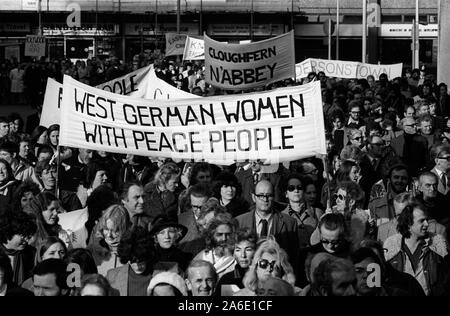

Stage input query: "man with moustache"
[
  {"left": 369, "top": 164, "right": 410, "bottom": 226},
  {"left": 193, "top": 213, "right": 236, "bottom": 279}
]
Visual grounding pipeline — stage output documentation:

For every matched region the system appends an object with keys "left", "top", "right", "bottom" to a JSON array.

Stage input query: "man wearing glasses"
[
  {"left": 235, "top": 180, "right": 299, "bottom": 269},
  {"left": 178, "top": 184, "right": 212, "bottom": 256},
  {"left": 391, "top": 116, "right": 428, "bottom": 177},
  {"left": 431, "top": 146, "right": 450, "bottom": 196},
  {"left": 346, "top": 103, "right": 365, "bottom": 130}
]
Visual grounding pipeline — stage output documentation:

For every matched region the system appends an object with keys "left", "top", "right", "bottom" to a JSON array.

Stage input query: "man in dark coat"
[
  {"left": 235, "top": 180, "right": 299, "bottom": 270},
  {"left": 390, "top": 117, "right": 428, "bottom": 177}
]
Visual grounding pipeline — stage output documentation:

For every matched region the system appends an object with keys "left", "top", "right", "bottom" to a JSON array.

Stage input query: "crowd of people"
[{"left": 1, "top": 52, "right": 450, "bottom": 297}]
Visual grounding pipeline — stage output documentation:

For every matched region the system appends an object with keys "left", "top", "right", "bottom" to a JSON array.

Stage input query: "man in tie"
[
  {"left": 235, "top": 180, "right": 299, "bottom": 270},
  {"left": 431, "top": 146, "right": 450, "bottom": 196}
]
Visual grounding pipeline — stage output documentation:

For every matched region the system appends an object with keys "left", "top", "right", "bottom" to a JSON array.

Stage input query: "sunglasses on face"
[
  {"left": 258, "top": 259, "right": 278, "bottom": 271},
  {"left": 287, "top": 185, "right": 303, "bottom": 192},
  {"left": 334, "top": 193, "right": 346, "bottom": 201},
  {"left": 353, "top": 137, "right": 363, "bottom": 141},
  {"left": 255, "top": 194, "right": 274, "bottom": 200},
  {"left": 437, "top": 155, "right": 450, "bottom": 161}
]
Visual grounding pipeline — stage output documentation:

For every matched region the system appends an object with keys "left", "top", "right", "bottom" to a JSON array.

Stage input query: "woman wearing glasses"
[
  {"left": 234, "top": 237, "right": 296, "bottom": 296},
  {"left": 331, "top": 181, "right": 375, "bottom": 250},
  {"left": 87, "top": 204, "right": 131, "bottom": 276},
  {"left": 282, "top": 174, "right": 323, "bottom": 248},
  {"left": 320, "top": 160, "right": 362, "bottom": 210},
  {"left": 0, "top": 211, "right": 37, "bottom": 286}
]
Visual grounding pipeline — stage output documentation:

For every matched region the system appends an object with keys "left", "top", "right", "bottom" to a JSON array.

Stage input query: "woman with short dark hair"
[
  {"left": 212, "top": 172, "right": 249, "bottom": 217},
  {"left": 0, "top": 211, "right": 37, "bottom": 285}
]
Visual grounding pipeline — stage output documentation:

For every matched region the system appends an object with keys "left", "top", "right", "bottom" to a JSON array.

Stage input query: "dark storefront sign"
[{"left": 43, "top": 23, "right": 119, "bottom": 36}]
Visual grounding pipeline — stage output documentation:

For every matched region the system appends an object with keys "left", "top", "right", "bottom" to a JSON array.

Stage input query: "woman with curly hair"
[
  {"left": 87, "top": 204, "right": 130, "bottom": 276},
  {"left": 212, "top": 172, "right": 249, "bottom": 217},
  {"left": 11, "top": 180, "right": 40, "bottom": 212},
  {"left": 143, "top": 162, "right": 180, "bottom": 223},
  {"left": 234, "top": 237, "right": 296, "bottom": 296},
  {"left": 106, "top": 226, "right": 155, "bottom": 296}
]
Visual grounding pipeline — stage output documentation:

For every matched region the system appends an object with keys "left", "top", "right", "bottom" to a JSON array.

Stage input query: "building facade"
[{"left": 0, "top": 0, "right": 439, "bottom": 70}]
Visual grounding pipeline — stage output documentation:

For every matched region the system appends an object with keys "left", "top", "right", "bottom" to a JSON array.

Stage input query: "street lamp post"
[
  {"left": 177, "top": 0, "right": 181, "bottom": 34},
  {"left": 38, "top": 0, "right": 42, "bottom": 35},
  {"left": 362, "top": 0, "right": 367, "bottom": 63},
  {"left": 336, "top": 0, "right": 340, "bottom": 60},
  {"left": 414, "top": 0, "right": 420, "bottom": 69},
  {"left": 250, "top": 0, "right": 254, "bottom": 42}
]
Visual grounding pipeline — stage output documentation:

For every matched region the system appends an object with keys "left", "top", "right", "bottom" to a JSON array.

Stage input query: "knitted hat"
[{"left": 147, "top": 272, "right": 188, "bottom": 296}]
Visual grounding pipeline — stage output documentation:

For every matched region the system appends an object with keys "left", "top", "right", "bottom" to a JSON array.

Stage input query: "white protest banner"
[
  {"left": 205, "top": 31, "right": 295, "bottom": 90},
  {"left": 40, "top": 65, "right": 152, "bottom": 127},
  {"left": 25, "top": 35, "right": 46, "bottom": 57},
  {"left": 295, "top": 58, "right": 403, "bottom": 80},
  {"left": 145, "top": 69, "right": 197, "bottom": 100},
  {"left": 165, "top": 33, "right": 187, "bottom": 56},
  {"left": 40, "top": 78, "right": 64, "bottom": 127},
  {"left": 182, "top": 36, "right": 205, "bottom": 60},
  {"left": 96, "top": 65, "right": 152, "bottom": 98},
  {"left": 60, "top": 76, "right": 326, "bottom": 164}
]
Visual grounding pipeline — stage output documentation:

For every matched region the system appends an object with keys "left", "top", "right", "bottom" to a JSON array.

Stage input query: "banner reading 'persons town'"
[
  {"left": 40, "top": 65, "right": 153, "bottom": 127},
  {"left": 60, "top": 75, "right": 326, "bottom": 164},
  {"left": 296, "top": 58, "right": 403, "bottom": 80},
  {"left": 205, "top": 31, "right": 295, "bottom": 90}
]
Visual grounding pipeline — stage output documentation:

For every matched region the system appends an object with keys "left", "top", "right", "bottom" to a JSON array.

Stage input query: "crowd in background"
[{"left": 1, "top": 51, "right": 450, "bottom": 296}]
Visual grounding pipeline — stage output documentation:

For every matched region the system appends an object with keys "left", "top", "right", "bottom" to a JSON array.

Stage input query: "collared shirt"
[{"left": 255, "top": 210, "right": 273, "bottom": 238}]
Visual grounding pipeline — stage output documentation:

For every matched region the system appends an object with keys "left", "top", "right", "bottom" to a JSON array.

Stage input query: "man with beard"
[
  {"left": 193, "top": 213, "right": 236, "bottom": 279},
  {"left": 384, "top": 202, "right": 449, "bottom": 296},
  {"left": 369, "top": 164, "right": 410, "bottom": 226},
  {"left": 415, "top": 172, "right": 450, "bottom": 224}
]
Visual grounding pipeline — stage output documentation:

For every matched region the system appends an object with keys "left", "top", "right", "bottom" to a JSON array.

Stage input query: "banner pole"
[
  {"left": 55, "top": 145, "right": 61, "bottom": 200},
  {"left": 321, "top": 153, "right": 333, "bottom": 211}
]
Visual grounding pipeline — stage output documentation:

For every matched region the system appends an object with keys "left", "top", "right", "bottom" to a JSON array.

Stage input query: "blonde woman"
[
  {"left": 234, "top": 237, "right": 296, "bottom": 296},
  {"left": 87, "top": 204, "right": 131, "bottom": 276}
]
